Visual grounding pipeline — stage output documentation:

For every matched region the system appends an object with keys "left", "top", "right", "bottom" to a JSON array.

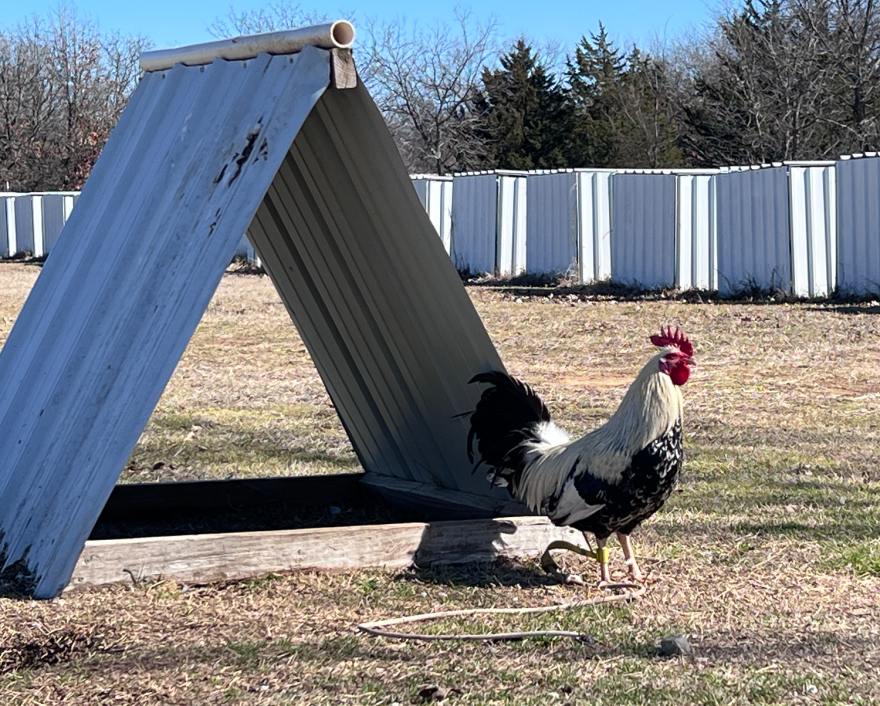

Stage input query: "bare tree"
[
  {"left": 0, "top": 5, "right": 148, "bottom": 191},
  {"left": 207, "top": 3, "right": 350, "bottom": 38},
  {"left": 795, "top": 0, "right": 880, "bottom": 152},
  {"left": 359, "top": 10, "right": 499, "bottom": 174},
  {"left": 675, "top": 0, "right": 880, "bottom": 165}
]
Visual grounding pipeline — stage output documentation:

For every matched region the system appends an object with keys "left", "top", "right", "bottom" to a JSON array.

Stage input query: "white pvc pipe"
[{"left": 139, "top": 21, "right": 355, "bottom": 72}]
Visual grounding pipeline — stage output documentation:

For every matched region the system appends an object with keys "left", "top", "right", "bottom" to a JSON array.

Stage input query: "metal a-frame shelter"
[{"left": 0, "top": 24, "right": 520, "bottom": 599}]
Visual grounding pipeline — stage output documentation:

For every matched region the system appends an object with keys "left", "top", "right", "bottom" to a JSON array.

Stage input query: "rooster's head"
[{"left": 650, "top": 326, "right": 694, "bottom": 386}]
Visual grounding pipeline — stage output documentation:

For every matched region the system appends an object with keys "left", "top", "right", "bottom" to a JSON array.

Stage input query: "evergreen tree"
[
  {"left": 478, "top": 39, "right": 574, "bottom": 169},
  {"left": 565, "top": 24, "right": 683, "bottom": 168},
  {"left": 616, "top": 50, "right": 685, "bottom": 167},
  {"left": 565, "top": 24, "right": 626, "bottom": 166}
]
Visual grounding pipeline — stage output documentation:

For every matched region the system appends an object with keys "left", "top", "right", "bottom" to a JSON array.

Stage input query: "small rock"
[
  {"left": 659, "top": 635, "right": 693, "bottom": 657},
  {"left": 805, "top": 684, "right": 818, "bottom": 695}
]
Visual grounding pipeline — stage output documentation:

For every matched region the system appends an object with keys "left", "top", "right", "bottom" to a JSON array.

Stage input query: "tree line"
[{"left": 3, "top": 1, "right": 880, "bottom": 190}]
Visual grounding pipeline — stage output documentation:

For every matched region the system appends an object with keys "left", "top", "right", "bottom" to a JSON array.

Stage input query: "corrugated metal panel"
[
  {"left": 789, "top": 164, "right": 837, "bottom": 297},
  {"left": 611, "top": 173, "right": 676, "bottom": 289},
  {"left": 837, "top": 156, "right": 880, "bottom": 295},
  {"left": 577, "top": 170, "right": 613, "bottom": 282},
  {"left": 676, "top": 174, "right": 717, "bottom": 290},
  {"left": 248, "top": 83, "right": 503, "bottom": 498},
  {"left": 716, "top": 166, "right": 791, "bottom": 294},
  {"left": 497, "top": 174, "right": 527, "bottom": 276},
  {"left": 40, "top": 192, "right": 78, "bottom": 254},
  {"left": 14, "top": 194, "right": 42, "bottom": 256},
  {"left": 0, "top": 193, "right": 18, "bottom": 257},
  {"left": 451, "top": 173, "right": 497, "bottom": 274},
  {"left": 411, "top": 176, "right": 453, "bottom": 254},
  {"left": 526, "top": 172, "right": 577, "bottom": 275},
  {"left": 0, "top": 47, "right": 335, "bottom": 598}
]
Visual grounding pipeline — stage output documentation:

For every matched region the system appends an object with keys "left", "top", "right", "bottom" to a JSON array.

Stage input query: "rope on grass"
[{"left": 357, "top": 583, "right": 645, "bottom": 642}]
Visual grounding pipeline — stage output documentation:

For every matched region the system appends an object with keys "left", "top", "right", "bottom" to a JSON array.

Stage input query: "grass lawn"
[{"left": 1, "top": 262, "right": 878, "bottom": 704}]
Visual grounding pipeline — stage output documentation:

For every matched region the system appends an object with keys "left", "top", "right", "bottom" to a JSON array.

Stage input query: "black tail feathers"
[{"left": 465, "top": 370, "right": 551, "bottom": 489}]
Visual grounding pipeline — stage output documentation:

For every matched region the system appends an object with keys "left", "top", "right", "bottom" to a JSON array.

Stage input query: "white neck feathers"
[{"left": 517, "top": 351, "right": 683, "bottom": 511}]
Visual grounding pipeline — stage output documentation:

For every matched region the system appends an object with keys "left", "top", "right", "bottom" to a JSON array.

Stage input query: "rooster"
[{"left": 466, "top": 327, "right": 694, "bottom": 584}]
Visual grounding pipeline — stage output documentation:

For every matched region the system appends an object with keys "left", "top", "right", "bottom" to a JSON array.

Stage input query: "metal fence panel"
[
  {"left": 14, "top": 194, "right": 42, "bottom": 257},
  {"left": 0, "top": 193, "right": 18, "bottom": 257},
  {"left": 836, "top": 157, "right": 880, "bottom": 295},
  {"left": 41, "top": 192, "right": 78, "bottom": 254},
  {"left": 789, "top": 164, "right": 837, "bottom": 297},
  {"left": 411, "top": 176, "right": 453, "bottom": 254},
  {"left": 676, "top": 174, "right": 717, "bottom": 290},
  {"left": 451, "top": 173, "right": 497, "bottom": 274},
  {"left": 611, "top": 173, "right": 676, "bottom": 289},
  {"left": 497, "top": 174, "right": 527, "bottom": 276},
  {"left": 526, "top": 172, "right": 577, "bottom": 275},
  {"left": 577, "top": 170, "right": 613, "bottom": 282},
  {"left": 716, "top": 167, "right": 791, "bottom": 294}
]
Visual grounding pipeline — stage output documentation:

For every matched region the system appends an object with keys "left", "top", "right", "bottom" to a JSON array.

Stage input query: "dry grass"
[{"left": 1, "top": 263, "right": 879, "bottom": 704}]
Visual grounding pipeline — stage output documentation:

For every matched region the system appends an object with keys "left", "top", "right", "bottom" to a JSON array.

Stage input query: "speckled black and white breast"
[{"left": 566, "top": 419, "right": 683, "bottom": 538}]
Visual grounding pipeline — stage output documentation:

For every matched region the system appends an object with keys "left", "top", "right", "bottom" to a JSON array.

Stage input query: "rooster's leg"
[
  {"left": 595, "top": 536, "right": 611, "bottom": 585},
  {"left": 617, "top": 532, "right": 643, "bottom": 582}
]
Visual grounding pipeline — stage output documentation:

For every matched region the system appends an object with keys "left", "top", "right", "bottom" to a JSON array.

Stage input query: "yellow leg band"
[{"left": 595, "top": 547, "right": 610, "bottom": 564}]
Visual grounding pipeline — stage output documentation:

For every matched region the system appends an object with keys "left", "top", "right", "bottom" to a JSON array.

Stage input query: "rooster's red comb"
[{"left": 650, "top": 326, "right": 694, "bottom": 357}]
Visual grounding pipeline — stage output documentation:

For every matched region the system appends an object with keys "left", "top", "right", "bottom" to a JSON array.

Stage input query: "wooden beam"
[
  {"left": 68, "top": 517, "right": 583, "bottom": 591},
  {"left": 99, "top": 473, "right": 366, "bottom": 521},
  {"left": 360, "top": 473, "right": 532, "bottom": 520},
  {"left": 330, "top": 48, "right": 357, "bottom": 89}
]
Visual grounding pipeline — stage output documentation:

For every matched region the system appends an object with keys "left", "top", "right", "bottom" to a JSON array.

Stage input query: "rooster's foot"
[
  {"left": 539, "top": 540, "right": 593, "bottom": 574},
  {"left": 626, "top": 564, "right": 644, "bottom": 582}
]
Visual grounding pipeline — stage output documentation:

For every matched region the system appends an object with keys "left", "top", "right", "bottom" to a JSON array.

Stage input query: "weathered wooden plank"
[
  {"left": 68, "top": 517, "right": 582, "bottom": 590},
  {"left": 360, "top": 473, "right": 531, "bottom": 520},
  {"left": 100, "top": 473, "right": 366, "bottom": 521},
  {"left": 330, "top": 48, "right": 357, "bottom": 89}
]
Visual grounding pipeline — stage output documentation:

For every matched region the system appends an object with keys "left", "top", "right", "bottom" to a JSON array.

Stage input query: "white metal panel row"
[
  {"left": 836, "top": 155, "right": 880, "bottom": 296},
  {"left": 411, "top": 175, "right": 453, "bottom": 254},
  {"left": 612, "top": 173, "right": 677, "bottom": 289},
  {"left": 0, "top": 193, "right": 19, "bottom": 256},
  {"left": 450, "top": 171, "right": 528, "bottom": 276},
  {"left": 450, "top": 173, "right": 497, "bottom": 274},
  {"left": 41, "top": 193, "right": 78, "bottom": 253},
  {"left": 789, "top": 163, "right": 837, "bottom": 297},
  {"left": 715, "top": 166, "right": 792, "bottom": 295},
  {"left": 3, "top": 164, "right": 855, "bottom": 294},
  {"left": 526, "top": 171, "right": 576, "bottom": 275},
  {"left": 13, "top": 194, "right": 41, "bottom": 256},
  {"left": 525, "top": 169, "right": 613, "bottom": 282},
  {"left": 496, "top": 173, "right": 527, "bottom": 276},
  {"left": 676, "top": 173, "right": 717, "bottom": 291},
  {"left": 577, "top": 170, "right": 613, "bottom": 282},
  {"left": 0, "top": 192, "right": 78, "bottom": 258}
]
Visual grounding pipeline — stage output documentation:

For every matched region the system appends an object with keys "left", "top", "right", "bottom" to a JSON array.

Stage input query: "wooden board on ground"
[{"left": 69, "top": 517, "right": 583, "bottom": 590}]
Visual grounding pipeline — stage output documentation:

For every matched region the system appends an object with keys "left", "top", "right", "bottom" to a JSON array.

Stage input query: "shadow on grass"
[
  {"left": 808, "top": 303, "right": 880, "bottom": 315},
  {"left": 677, "top": 471, "right": 880, "bottom": 541},
  {"left": 401, "top": 556, "right": 565, "bottom": 590}
]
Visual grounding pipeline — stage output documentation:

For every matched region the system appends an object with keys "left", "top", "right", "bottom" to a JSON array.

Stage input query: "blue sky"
[{"left": 5, "top": 0, "right": 721, "bottom": 56}]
